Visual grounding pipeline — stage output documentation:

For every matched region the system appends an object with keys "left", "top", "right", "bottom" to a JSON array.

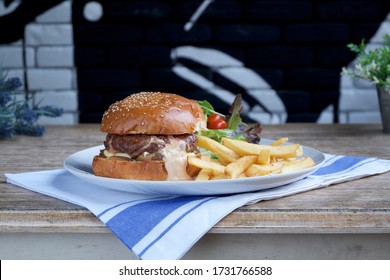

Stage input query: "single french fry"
[
  {"left": 200, "top": 153, "right": 212, "bottom": 161},
  {"left": 280, "top": 157, "right": 315, "bottom": 173},
  {"left": 262, "top": 142, "right": 302, "bottom": 159},
  {"left": 284, "top": 157, "right": 297, "bottom": 162},
  {"left": 222, "top": 137, "right": 301, "bottom": 159},
  {"left": 197, "top": 135, "right": 239, "bottom": 163},
  {"left": 257, "top": 149, "right": 271, "bottom": 165},
  {"left": 195, "top": 169, "right": 212, "bottom": 181},
  {"left": 270, "top": 137, "right": 289, "bottom": 146},
  {"left": 245, "top": 163, "right": 283, "bottom": 177},
  {"left": 237, "top": 172, "right": 248, "bottom": 178},
  {"left": 216, "top": 157, "right": 230, "bottom": 166},
  {"left": 225, "top": 155, "right": 257, "bottom": 179},
  {"left": 188, "top": 157, "right": 225, "bottom": 174},
  {"left": 210, "top": 173, "right": 228, "bottom": 180}
]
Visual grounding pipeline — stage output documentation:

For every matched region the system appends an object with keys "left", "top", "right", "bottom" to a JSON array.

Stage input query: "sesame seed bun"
[{"left": 100, "top": 92, "right": 206, "bottom": 135}]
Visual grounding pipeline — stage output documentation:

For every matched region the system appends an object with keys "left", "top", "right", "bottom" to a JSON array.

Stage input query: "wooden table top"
[{"left": 1, "top": 124, "right": 389, "bottom": 234}]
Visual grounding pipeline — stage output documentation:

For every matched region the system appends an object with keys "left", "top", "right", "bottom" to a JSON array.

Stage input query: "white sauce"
[
  {"left": 196, "top": 118, "right": 207, "bottom": 132},
  {"left": 162, "top": 139, "right": 192, "bottom": 181}
]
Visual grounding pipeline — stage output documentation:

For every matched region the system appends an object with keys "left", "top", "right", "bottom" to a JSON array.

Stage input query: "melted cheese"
[
  {"left": 103, "top": 150, "right": 132, "bottom": 159},
  {"left": 162, "top": 139, "right": 192, "bottom": 181}
]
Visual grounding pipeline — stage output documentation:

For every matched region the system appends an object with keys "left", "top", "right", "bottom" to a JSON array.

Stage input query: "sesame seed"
[{"left": 103, "top": 92, "right": 187, "bottom": 122}]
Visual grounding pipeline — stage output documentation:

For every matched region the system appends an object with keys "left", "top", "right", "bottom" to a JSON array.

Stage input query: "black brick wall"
[{"left": 72, "top": 0, "right": 390, "bottom": 123}]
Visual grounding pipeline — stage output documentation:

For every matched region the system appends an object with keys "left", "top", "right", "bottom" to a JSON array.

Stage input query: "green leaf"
[
  {"left": 227, "top": 94, "right": 243, "bottom": 130},
  {"left": 197, "top": 94, "right": 262, "bottom": 143},
  {"left": 197, "top": 128, "right": 236, "bottom": 143},
  {"left": 384, "top": 34, "right": 390, "bottom": 47},
  {"left": 197, "top": 100, "right": 224, "bottom": 118},
  {"left": 342, "top": 34, "right": 390, "bottom": 89}
]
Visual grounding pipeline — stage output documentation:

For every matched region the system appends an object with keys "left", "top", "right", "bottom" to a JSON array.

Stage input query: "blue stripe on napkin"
[
  {"left": 312, "top": 156, "right": 368, "bottom": 176},
  {"left": 106, "top": 195, "right": 214, "bottom": 249},
  {"left": 138, "top": 196, "right": 217, "bottom": 258},
  {"left": 97, "top": 196, "right": 168, "bottom": 219}
]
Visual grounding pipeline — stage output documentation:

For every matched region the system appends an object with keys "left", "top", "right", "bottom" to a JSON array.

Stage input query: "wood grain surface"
[{"left": 1, "top": 124, "right": 389, "bottom": 234}]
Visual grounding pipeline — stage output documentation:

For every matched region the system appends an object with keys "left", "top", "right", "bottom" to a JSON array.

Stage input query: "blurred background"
[{"left": 1, "top": 0, "right": 390, "bottom": 125}]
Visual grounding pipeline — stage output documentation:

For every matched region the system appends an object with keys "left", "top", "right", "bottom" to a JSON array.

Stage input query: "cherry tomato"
[{"left": 207, "top": 113, "right": 227, "bottom": 129}]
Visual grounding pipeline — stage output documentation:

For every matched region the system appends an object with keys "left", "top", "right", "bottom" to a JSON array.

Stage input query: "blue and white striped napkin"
[{"left": 5, "top": 154, "right": 390, "bottom": 260}]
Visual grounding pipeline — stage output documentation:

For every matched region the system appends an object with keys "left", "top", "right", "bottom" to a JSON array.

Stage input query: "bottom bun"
[
  {"left": 92, "top": 156, "right": 200, "bottom": 181},
  {"left": 92, "top": 156, "right": 168, "bottom": 181}
]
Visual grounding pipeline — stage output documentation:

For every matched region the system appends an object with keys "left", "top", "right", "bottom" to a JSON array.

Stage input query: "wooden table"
[{"left": 1, "top": 124, "right": 389, "bottom": 259}]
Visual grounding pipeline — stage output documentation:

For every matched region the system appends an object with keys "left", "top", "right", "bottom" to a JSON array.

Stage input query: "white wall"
[{"left": 0, "top": 1, "right": 78, "bottom": 125}]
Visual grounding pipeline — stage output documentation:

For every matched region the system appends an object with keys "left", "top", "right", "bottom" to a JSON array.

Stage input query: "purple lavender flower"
[
  {"left": 0, "top": 76, "right": 21, "bottom": 107},
  {"left": 14, "top": 121, "right": 45, "bottom": 136},
  {"left": 0, "top": 72, "right": 63, "bottom": 138},
  {"left": 0, "top": 118, "right": 14, "bottom": 138},
  {"left": 33, "top": 105, "right": 64, "bottom": 117},
  {"left": 0, "top": 77, "right": 22, "bottom": 91},
  {"left": 15, "top": 103, "right": 38, "bottom": 122},
  {"left": 0, "top": 91, "right": 12, "bottom": 106}
]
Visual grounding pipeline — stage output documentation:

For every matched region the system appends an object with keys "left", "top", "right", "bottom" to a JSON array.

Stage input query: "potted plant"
[
  {"left": 0, "top": 68, "right": 63, "bottom": 139},
  {"left": 342, "top": 34, "right": 390, "bottom": 133}
]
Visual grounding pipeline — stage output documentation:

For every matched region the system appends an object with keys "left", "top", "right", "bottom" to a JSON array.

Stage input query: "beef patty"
[{"left": 103, "top": 133, "right": 198, "bottom": 160}]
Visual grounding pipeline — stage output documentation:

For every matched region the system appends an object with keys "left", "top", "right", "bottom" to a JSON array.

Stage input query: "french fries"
[
  {"left": 190, "top": 136, "right": 316, "bottom": 180},
  {"left": 245, "top": 162, "right": 282, "bottom": 177},
  {"left": 196, "top": 135, "right": 239, "bottom": 164},
  {"left": 222, "top": 137, "right": 302, "bottom": 158},
  {"left": 195, "top": 169, "right": 212, "bottom": 181},
  {"left": 280, "top": 157, "right": 315, "bottom": 173},
  {"left": 188, "top": 156, "right": 225, "bottom": 174},
  {"left": 225, "top": 155, "right": 257, "bottom": 179}
]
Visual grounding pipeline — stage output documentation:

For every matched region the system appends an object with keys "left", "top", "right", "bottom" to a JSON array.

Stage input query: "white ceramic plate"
[{"left": 64, "top": 139, "right": 325, "bottom": 196}]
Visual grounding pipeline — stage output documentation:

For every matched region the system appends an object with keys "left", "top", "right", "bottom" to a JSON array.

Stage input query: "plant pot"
[{"left": 377, "top": 87, "right": 390, "bottom": 134}]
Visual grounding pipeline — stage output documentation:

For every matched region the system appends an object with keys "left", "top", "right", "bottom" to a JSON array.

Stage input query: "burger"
[{"left": 92, "top": 92, "right": 207, "bottom": 181}]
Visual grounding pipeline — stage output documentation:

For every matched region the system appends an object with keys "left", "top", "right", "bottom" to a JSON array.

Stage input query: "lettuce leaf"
[{"left": 197, "top": 94, "right": 262, "bottom": 143}]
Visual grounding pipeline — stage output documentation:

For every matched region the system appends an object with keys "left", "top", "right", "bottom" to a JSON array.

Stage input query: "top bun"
[{"left": 101, "top": 92, "right": 206, "bottom": 135}]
